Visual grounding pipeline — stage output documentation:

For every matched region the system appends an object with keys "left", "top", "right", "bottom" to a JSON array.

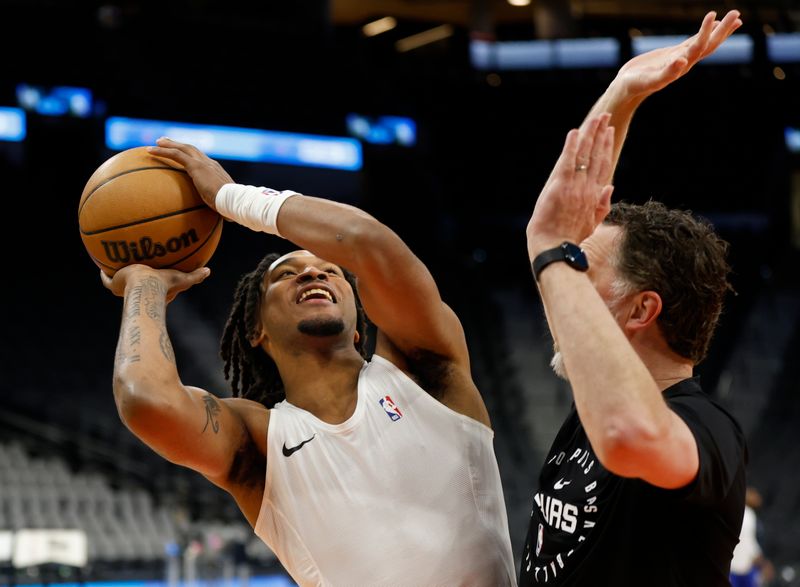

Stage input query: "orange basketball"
[{"left": 78, "top": 147, "right": 223, "bottom": 276}]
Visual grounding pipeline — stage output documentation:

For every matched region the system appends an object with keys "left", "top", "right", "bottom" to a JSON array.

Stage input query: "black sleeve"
[{"left": 667, "top": 394, "right": 747, "bottom": 505}]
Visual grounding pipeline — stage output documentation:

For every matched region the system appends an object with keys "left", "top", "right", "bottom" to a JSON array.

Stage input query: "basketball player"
[
  {"left": 102, "top": 151, "right": 518, "bottom": 582},
  {"left": 519, "top": 10, "right": 747, "bottom": 586}
]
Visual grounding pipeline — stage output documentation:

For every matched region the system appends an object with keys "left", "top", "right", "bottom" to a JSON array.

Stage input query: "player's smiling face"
[{"left": 255, "top": 250, "right": 358, "bottom": 347}]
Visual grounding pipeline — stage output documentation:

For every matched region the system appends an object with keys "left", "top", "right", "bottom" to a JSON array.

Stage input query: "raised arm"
[
  {"left": 104, "top": 265, "right": 268, "bottom": 491},
  {"left": 585, "top": 9, "right": 742, "bottom": 183},
  {"left": 526, "top": 115, "right": 699, "bottom": 489},
  {"left": 146, "top": 141, "right": 470, "bottom": 371},
  {"left": 273, "top": 195, "right": 470, "bottom": 365}
]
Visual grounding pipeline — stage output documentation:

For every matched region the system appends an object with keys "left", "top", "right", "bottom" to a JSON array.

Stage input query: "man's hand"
[
  {"left": 612, "top": 10, "right": 743, "bottom": 104},
  {"left": 101, "top": 264, "right": 211, "bottom": 303},
  {"left": 147, "top": 138, "right": 235, "bottom": 211},
  {"left": 583, "top": 9, "right": 743, "bottom": 184},
  {"left": 527, "top": 113, "right": 615, "bottom": 259}
]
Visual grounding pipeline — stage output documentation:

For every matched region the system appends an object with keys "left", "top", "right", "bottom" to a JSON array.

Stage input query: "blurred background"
[{"left": 1, "top": 0, "right": 799, "bottom": 585}]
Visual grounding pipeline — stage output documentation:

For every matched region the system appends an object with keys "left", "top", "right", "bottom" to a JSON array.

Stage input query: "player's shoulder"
[{"left": 222, "top": 395, "right": 270, "bottom": 413}]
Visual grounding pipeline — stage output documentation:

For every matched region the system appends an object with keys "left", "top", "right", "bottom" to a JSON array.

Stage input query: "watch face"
[{"left": 561, "top": 242, "right": 589, "bottom": 271}]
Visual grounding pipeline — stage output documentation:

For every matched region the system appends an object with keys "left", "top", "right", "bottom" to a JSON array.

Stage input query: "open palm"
[{"left": 615, "top": 10, "right": 742, "bottom": 100}]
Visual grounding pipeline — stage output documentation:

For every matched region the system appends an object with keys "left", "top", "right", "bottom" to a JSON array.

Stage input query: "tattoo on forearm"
[
  {"left": 115, "top": 323, "right": 143, "bottom": 367},
  {"left": 159, "top": 330, "right": 175, "bottom": 364},
  {"left": 117, "top": 276, "right": 169, "bottom": 370},
  {"left": 128, "top": 325, "right": 141, "bottom": 346},
  {"left": 116, "top": 350, "right": 141, "bottom": 365},
  {"left": 114, "top": 277, "right": 175, "bottom": 367},
  {"left": 202, "top": 394, "right": 221, "bottom": 434},
  {"left": 126, "top": 284, "right": 144, "bottom": 318},
  {"left": 144, "top": 295, "right": 162, "bottom": 320},
  {"left": 143, "top": 277, "right": 167, "bottom": 315},
  {"left": 114, "top": 341, "right": 140, "bottom": 367}
]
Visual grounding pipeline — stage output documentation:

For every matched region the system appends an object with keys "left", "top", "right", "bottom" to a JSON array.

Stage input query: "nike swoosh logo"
[
  {"left": 553, "top": 478, "right": 572, "bottom": 490},
  {"left": 282, "top": 434, "right": 316, "bottom": 457}
]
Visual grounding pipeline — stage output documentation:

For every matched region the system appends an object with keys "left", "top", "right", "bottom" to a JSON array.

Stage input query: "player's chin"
[{"left": 297, "top": 317, "right": 346, "bottom": 338}]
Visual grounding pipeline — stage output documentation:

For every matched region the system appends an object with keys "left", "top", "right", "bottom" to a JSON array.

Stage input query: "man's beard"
[
  {"left": 550, "top": 346, "right": 568, "bottom": 381},
  {"left": 298, "top": 317, "right": 346, "bottom": 337},
  {"left": 548, "top": 283, "right": 630, "bottom": 382}
]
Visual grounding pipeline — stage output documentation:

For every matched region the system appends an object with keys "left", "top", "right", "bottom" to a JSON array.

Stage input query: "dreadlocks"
[{"left": 220, "top": 252, "right": 369, "bottom": 408}]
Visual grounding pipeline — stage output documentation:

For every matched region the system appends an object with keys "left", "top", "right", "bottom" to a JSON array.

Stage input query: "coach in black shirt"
[{"left": 520, "top": 10, "right": 747, "bottom": 587}]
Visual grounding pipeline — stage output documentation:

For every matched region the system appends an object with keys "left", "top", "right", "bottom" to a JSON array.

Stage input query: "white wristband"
[{"left": 215, "top": 184, "right": 298, "bottom": 237}]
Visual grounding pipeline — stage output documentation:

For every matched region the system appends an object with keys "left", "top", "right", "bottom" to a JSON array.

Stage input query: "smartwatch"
[{"left": 532, "top": 241, "right": 589, "bottom": 282}]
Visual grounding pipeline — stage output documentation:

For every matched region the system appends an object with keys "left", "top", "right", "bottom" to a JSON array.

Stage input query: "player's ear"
[{"left": 250, "top": 328, "right": 266, "bottom": 348}]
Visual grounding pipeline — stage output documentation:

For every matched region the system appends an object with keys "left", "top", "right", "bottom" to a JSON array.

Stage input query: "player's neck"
[{"left": 278, "top": 349, "right": 365, "bottom": 424}]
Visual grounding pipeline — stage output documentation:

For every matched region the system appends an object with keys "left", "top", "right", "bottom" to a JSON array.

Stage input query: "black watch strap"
[{"left": 531, "top": 242, "right": 589, "bottom": 282}]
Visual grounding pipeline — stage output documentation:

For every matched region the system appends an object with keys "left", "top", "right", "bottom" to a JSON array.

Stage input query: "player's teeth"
[{"left": 300, "top": 289, "right": 333, "bottom": 302}]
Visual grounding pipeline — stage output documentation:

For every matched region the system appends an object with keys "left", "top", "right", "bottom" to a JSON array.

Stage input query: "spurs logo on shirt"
[{"left": 522, "top": 438, "right": 612, "bottom": 584}]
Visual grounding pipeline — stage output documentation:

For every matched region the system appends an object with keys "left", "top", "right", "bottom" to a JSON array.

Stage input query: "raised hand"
[
  {"left": 527, "top": 113, "right": 615, "bottom": 258},
  {"left": 581, "top": 9, "right": 743, "bottom": 185},
  {"left": 613, "top": 10, "right": 742, "bottom": 101}
]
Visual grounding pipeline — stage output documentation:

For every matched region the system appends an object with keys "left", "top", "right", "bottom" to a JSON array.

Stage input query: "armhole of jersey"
[
  {"left": 368, "top": 353, "right": 494, "bottom": 438},
  {"left": 265, "top": 407, "right": 278, "bottom": 497},
  {"left": 254, "top": 407, "right": 277, "bottom": 536}
]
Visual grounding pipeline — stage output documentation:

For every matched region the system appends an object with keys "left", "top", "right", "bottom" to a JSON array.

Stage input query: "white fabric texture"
[{"left": 254, "top": 354, "right": 517, "bottom": 587}]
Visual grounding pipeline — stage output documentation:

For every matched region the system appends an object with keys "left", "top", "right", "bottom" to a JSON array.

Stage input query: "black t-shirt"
[{"left": 519, "top": 377, "right": 747, "bottom": 586}]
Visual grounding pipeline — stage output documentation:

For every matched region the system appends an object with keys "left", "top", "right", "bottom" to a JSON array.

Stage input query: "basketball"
[{"left": 78, "top": 146, "right": 223, "bottom": 276}]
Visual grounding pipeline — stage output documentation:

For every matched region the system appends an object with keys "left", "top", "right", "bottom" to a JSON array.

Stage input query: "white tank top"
[{"left": 254, "top": 354, "right": 518, "bottom": 587}]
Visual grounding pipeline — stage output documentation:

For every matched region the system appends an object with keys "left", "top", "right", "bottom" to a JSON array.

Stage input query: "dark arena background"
[{"left": 1, "top": 0, "right": 799, "bottom": 585}]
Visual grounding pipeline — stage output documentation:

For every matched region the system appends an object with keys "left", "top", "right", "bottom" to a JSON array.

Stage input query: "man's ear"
[
  {"left": 625, "top": 290, "right": 662, "bottom": 332},
  {"left": 354, "top": 331, "right": 361, "bottom": 345}
]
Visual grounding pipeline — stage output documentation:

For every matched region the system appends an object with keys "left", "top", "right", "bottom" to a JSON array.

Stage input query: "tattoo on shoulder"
[{"left": 202, "top": 393, "right": 222, "bottom": 434}]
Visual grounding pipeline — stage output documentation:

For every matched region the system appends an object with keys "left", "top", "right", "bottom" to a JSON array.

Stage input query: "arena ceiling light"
[
  {"left": 105, "top": 117, "right": 362, "bottom": 171},
  {"left": 362, "top": 16, "right": 397, "bottom": 37},
  {"left": 396, "top": 24, "right": 454, "bottom": 53}
]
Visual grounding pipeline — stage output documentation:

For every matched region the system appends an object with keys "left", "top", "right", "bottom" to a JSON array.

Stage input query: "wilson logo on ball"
[{"left": 100, "top": 229, "right": 200, "bottom": 264}]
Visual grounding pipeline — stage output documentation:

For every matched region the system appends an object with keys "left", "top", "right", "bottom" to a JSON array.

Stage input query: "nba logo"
[{"left": 379, "top": 395, "right": 403, "bottom": 421}]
